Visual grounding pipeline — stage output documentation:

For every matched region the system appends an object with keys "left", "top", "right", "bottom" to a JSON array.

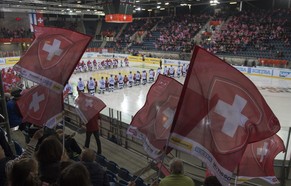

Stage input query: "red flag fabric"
[
  {"left": 127, "top": 75, "right": 182, "bottom": 159},
  {"left": 13, "top": 26, "right": 91, "bottom": 93},
  {"left": 237, "top": 134, "right": 285, "bottom": 184},
  {"left": 36, "top": 13, "right": 44, "bottom": 26},
  {"left": 16, "top": 85, "right": 63, "bottom": 128},
  {"left": 74, "top": 92, "right": 106, "bottom": 124},
  {"left": 169, "top": 46, "right": 280, "bottom": 185}
]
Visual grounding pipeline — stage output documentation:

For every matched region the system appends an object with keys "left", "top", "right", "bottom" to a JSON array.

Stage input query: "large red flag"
[
  {"left": 74, "top": 92, "right": 106, "bottom": 124},
  {"left": 237, "top": 134, "right": 285, "bottom": 184},
  {"left": 169, "top": 46, "right": 280, "bottom": 185},
  {"left": 13, "top": 26, "right": 91, "bottom": 93},
  {"left": 16, "top": 85, "right": 63, "bottom": 128},
  {"left": 127, "top": 75, "right": 182, "bottom": 159}
]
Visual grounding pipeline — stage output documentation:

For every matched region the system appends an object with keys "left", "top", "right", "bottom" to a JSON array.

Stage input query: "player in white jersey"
[
  {"left": 148, "top": 69, "right": 155, "bottom": 83},
  {"left": 128, "top": 71, "right": 133, "bottom": 87},
  {"left": 142, "top": 70, "right": 147, "bottom": 85},
  {"left": 163, "top": 66, "right": 168, "bottom": 76},
  {"left": 182, "top": 64, "right": 187, "bottom": 77},
  {"left": 108, "top": 74, "right": 115, "bottom": 92},
  {"left": 99, "top": 77, "right": 106, "bottom": 94},
  {"left": 176, "top": 65, "right": 181, "bottom": 78},
  {"left": 83, "top": 64, "right": 88, "bottom": 72},
  {"left": 107, "top": 60, "right": 112, "bottom": 69},
  {"left": 169, "top": 65, "right": 175, "bottom": 78},
  {"left": 135, "top": 71, "right": 141, "bottom": 86},
  {"left": 118, "top": 73, "right": 124, "bottom": 89},
  {"left": 98, "top": 62, "right": 103, "bottom": 70},
  {"left": 124, "top": 57, "right": 129, "bottom": 67},
  {"left": 87, "top": 77, "right": 96, "bottom": 95},
  {"left": 156, "top": 67, "right": 162, "bottom": 79},
  {"left": 77, "top": 78, "right": 85, "bottom": 93}
]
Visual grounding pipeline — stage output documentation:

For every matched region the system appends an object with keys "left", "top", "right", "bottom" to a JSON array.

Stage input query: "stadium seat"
[
  {"left": 106, "top": 170, "right": 117, "bottom": 185},
  {"left": 107, "top": 160, "right": 119, "bottom": 174},
  {"left": 118, "top": 179, "right": 129, "bottom": 186},
  {"left": 118, "top": 167, "right": 133, "bottom": 182},
  {"left": 132, "top": 176, "right": 146, "bottom": 186},
  {"left": 96, "top": 154, "right": 108, "bottom": 167}
]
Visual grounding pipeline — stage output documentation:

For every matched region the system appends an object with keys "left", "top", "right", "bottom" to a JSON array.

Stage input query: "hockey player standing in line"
[
  {"left": 142, "top": 70, "right": 147, "bottom": 85},
  {"left": 177, "top": 65, "right": 181, "bottom": 78},
  {"left": 87, "top": 77, "right": 95, "bottom": 95},
  {"left": 163, "top": 66, "right": 168, "bottom": 76},
  {"left": 118, "top": 73, "right": 124, "bottom": 89},
  {"left": 148, "top": 69, "right": 155, "bottom": 83},
  {"left": 99, "top": 77, "right": 106, "bottom": 94},
  {"left": 109, "top": 74, "right": 115, "bottom": 92},
  {"left": 93, "top": 78, "right": 98, "bottom": 93},
  {"left": 128, "top": 71, "right": 133, "bottom": 87},
  {"left": 156, "top": 67, "right": 162, "bottom": 79},
  {"left": 169, "top": 65, "right": 175, "bottom": 78},
  {"left": 182, "top": 64, "right": 187, "bottom": 77},
  {"left": 77, "top": 78, "right": 85, "bottom": 93},
  {"left": 135, "top": 71, "right": 141, "bottom": 86},
  {"left": 64, "top": 82, "right": 73, "bottom": 97}
]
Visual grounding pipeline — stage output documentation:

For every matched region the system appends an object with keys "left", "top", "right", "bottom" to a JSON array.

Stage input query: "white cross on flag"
[
  {"left": 127, "top": 75, "right": 182, "bottom": 159},
  {"left": 168, "top": 46, "right": 281, "bottom": 186},
  {"left": 13, "top": 26, "right": 91, "bottom": 93},
  {"left": 75, "top": 92, "right": 106, "bottom": 124},
  {"left": 238, "top": 134, "right": 285, "bottom": 184},
  {"left": 17, "top": 85, "right": 63, "bottom": 128}
]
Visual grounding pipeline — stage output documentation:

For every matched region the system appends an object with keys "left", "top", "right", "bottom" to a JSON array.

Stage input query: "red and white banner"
[
  {"left": 14, "top": 26, "right": 91, "bottom": 93},
  {"left": 17, "top": 85, "right": 63, "bottom": 128},
  {"left": 127, "top": 75, "right": 182, "bottom": 159},
  {"left": 29, "top": 13, "right": 44, "bottom": 32},
  {"left": 74, "top": 92, "right": 106, "bottom": 124},
  {"left": 169, "top": 46, "right": 281, "bottom": 185},
  {"left": 237, "top": 134, "right": 285, "bottom": 184}
]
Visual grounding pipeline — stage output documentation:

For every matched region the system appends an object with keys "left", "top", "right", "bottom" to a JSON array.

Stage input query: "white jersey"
[
  {"left": 118, "top": 75, "right": 123, "bottom": 83},
  {"left": 88, "top": 79, "right": 95, "bottom": 90},
  {"left": 128, "top": 73, "right": 133, "bottom": 82},
  {"left": 109, "top": 76, "right": 115, "bottom": 85},
  {"left": 182, "top": 64, "right": 187, "bottom": 73},
  {"left": 169, "top": 66, "right": 175, "bottom": 75},
  {"left": 149, "top": 70, "right": 154, "bottom": 79},
  {"left": 177, "top": 66, "right": 181, "bottom": 75},
  {"left": 163, "top": 67, "right": 168, "bottom": 75},
  {"left": 142, "top": 72, "right": 147, "bottom": 80},
  {"left": 157, "top": 68, "right": 161, "bottom": 76},
  {"left": 77, "top": 80, "right": 85, "bottom": 91},
  {"left": 99, "top": 79, "right": 105, "bottom": 89},
  {"left": 136, "top": 73, "right": 141, "bottom": 80}
]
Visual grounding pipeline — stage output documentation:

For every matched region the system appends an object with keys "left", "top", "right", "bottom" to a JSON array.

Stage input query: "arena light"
[
  {"left": 165, "top": 2, "right": 169, "bottom": 5},
  {"left": 210, "top": 0, "right": 220, "bottom": 6},
  {"left": 229, "top": 1, "right": 237, "bottom": 4}
]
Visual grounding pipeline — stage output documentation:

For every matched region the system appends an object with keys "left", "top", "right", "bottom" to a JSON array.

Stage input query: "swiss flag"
[
  {"left": 169, "top": 46, "right": 280, "bottom": 185},
  {"left": 74, "top": 92, "right": 106, "bottom": 124},
  {"left": 14, "top": 26, "right": 91, "bottom": 93},
  {"left": 36, "top": 13, "right": 44, "bottom": 26},
  {"left": 1, "top": 69, "right": 22, "bottom": 93},
  {"left": 237, "top": 134, "right": 285, "bottom": 184},
  {"left": 127, "top": 75, "right": 182, "bottom": 159},
  {"left": 16, "top": 85, "right": 63, "bottom": 128}
]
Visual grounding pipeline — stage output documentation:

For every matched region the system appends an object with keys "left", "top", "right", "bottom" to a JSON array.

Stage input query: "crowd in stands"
[
  {"left": 0, "top": 27, "right": 31, "bottom": 38},
  {"left": 201, "top": 9, "right": 291, "bottom": 60}
]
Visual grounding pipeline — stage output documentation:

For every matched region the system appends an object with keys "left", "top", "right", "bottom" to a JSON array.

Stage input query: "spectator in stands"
[
  {"left": 80, "top": 148, "right": 110, "bottom": 186},
  {"left": 7, "top": 158, "right": 39, "bottom": 186},
  {"left": 7, "top": 88, "right": 22, "bottom": 128},
  {"left": 150, "top": 158, "right": 195, "bottom": 186},
  {"left": 0, "top": 145, "right": 13, "bottom": 186},
  {"left": 58, "top": 162, "right": 91, "bottom": 186},
  {"left": 84, "top": 114, "right": 102, "bottom": 155},
  {"left": 204, "top": 176, "right": 222, "bottom": 186},
  {"left": 35, "top": 135, "right": 67, "bottom": 185}
]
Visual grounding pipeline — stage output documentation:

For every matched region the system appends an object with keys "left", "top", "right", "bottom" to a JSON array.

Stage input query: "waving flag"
[
  {"left": 169, "top": 46, "right": 281, "bottom": 185},
  {"left": 237, "top": 134, "right": 285, "bottom": 184},
  {"left": 16, "top": 85, "right": 63, "bottom": 128},
  {"left": 127, "top": 75, "right": 182, "bottom": 159},
  {"left": 14, "top": 26, "right": 92, "bottom": 93},
  {"left": 75, "top": 92, "right": 106, "bottom": 124},
  {"left": 1, "top": 68, "right": 22, "bottom": 93}
]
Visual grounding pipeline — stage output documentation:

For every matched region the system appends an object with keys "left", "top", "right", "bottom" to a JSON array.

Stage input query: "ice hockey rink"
[{"left": 64, "top": 61, "right": 291, "bottom": 160}]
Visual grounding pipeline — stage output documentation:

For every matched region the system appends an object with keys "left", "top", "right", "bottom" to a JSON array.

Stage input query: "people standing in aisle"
[
  {"left": 77, "top": 78, "right": 85, "bottom": 93},
  {"left": 128, "top": 71, "right": 133, "bottom": 87},
  {"left": 87, "top": 77, "right": 96, "bottom": 95},
  {"left": 84, "top": 114, "right": 102, "bottom": 155},
  {"left": 99, "top": 77, "right": 106, "bottom": 94},
  {"left": 108, "top": 74, "right": 115, "bottom": 92}
]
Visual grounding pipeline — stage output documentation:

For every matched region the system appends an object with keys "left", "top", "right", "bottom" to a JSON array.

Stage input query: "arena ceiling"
[{"left": 1, "top": 0, "right": 259, "bottom": 15}]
